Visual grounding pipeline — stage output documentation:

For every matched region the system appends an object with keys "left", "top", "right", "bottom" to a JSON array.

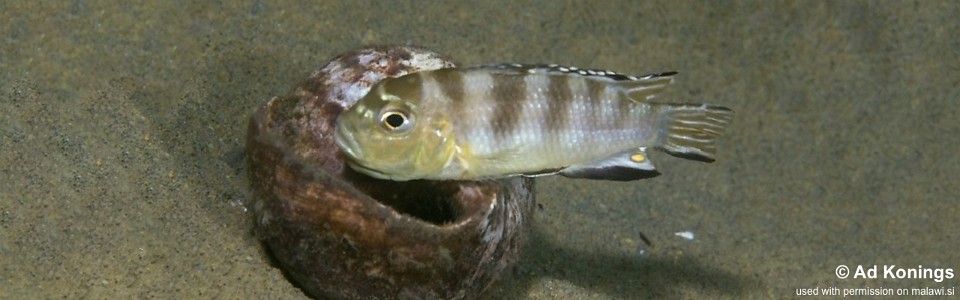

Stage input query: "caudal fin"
[{"left": 657, "top": 104, "right": 734, "bottom": 162}]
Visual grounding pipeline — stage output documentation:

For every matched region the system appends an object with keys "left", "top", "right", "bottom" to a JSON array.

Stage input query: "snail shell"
[{"left": 246, "top": 46, "right": 535, "bottom": 300}]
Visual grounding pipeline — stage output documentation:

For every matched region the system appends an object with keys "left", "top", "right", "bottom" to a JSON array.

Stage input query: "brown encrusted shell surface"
[{"left": 246, "top": 46, "right": 535, "bottom": 300}]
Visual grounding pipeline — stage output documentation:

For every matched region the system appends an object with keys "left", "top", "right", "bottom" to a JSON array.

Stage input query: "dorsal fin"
[{"left": 469, "top": 63, "right": 676, "bottom": 101}]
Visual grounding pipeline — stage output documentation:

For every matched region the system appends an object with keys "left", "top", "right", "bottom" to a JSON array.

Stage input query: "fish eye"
[{"left": 379, "top": 110, "right": 413, "bottom": 133}]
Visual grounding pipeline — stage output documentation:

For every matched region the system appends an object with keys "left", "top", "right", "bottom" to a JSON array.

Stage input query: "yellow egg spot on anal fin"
[{"left": 559, "top": 148, "right": 660, "bottom": 181}]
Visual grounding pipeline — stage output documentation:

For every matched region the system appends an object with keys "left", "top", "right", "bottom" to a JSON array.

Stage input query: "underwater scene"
[{"left": 2, "top": 1, "right": 957, "bottom": 299}]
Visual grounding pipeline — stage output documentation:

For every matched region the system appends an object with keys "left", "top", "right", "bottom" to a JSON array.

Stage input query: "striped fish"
[{"left": 335, "top": 64, "right": 733, "bottom": 181}]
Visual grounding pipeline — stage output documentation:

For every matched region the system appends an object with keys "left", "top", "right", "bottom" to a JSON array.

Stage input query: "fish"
[{"left": 334, "top": 63, "right": 733, "bottom": 181}]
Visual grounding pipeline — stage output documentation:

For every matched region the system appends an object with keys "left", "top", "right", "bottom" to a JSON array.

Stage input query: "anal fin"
[{"left": 559, "top": 148, "right": 660, "bottom": 181}]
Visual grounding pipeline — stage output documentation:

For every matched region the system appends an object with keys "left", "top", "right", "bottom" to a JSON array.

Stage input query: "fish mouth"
[
  {"left": 345, "top": 160, "right": 397, "bottom": 180},
  {"left": 335, "top": 122, "right": 398, "bottom": 180},
  {"left": 334, "top": 122, "right": 363, "bottom": 160}
]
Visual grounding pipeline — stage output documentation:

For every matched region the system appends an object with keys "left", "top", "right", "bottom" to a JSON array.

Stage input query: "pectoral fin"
[{"left": 559, "top": 148, "right": 660, "bottom": 181}]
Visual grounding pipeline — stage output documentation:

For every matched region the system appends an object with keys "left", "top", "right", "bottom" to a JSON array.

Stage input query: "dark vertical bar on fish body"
[
  {"left": 432, "top": 69, "right": 466, "bottom": 119},
  {"left": 585, "top": 79, "right": 609, "bottom": 145},
  {"left": 433, "top": 69, "right": 465, "bottom": 104},
  {"left": 546, "top": 75, "right": 572, "bottom": 136},
  {"left": 490, "top": 73, "right": 527, "bottom": 141}
]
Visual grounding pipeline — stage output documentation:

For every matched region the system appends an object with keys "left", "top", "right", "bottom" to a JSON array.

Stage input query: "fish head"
[{"left": 335, "top": 74, "right": 456, "bottom": 181}]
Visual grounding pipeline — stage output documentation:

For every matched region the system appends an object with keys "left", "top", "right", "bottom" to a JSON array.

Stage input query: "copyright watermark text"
[
  {"left": 794, "top": 264, "right": 956, "bottom": 297},
  {"left": 836, "top": 265, "right": 954, "bottom": 282}
]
